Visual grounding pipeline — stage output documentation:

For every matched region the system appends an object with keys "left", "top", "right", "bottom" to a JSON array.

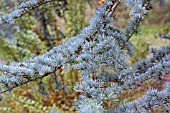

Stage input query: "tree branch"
[
  {"left": 0, "top": 72, "right": 52, "bottom": 94},
  {"left": 0, "top": 0, "right": 120, "bottom": 94},
  {"left": 0, "top": 0, "right": 56, "bottom": 26}
]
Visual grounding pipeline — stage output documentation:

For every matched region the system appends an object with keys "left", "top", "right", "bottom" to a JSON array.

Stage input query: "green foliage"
[
  {"left": 0, "top": 94, "right": 52, "bottom": 113},
  {"left": 65, "top": 0, "right": 86, "bottom": 37},
  {"left": 0, "top": 30, "right": 47, "bottom": 62},
  {"left": 131, "top": 37, "right": 150, "bottom": 64},
  {"left": 0, "top": 38, "right": 21, "bottom": 62}
]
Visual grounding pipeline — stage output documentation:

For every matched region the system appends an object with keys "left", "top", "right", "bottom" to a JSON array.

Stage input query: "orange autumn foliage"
[{"left": 98, "top": 0, "right": 106, "bottom": 6}]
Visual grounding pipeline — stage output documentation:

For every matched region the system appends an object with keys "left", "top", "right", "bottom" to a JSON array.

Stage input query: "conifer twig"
[
  {"left": 0, "top": 72, "right": 52, "bottom": 94},
  {"left": 0, "top": 0, "right": 55, "bottom": 26}
]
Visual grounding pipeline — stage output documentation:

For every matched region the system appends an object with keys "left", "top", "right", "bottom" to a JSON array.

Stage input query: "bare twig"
[{"left": 108, "top": 0, "right": 120, "bottom": 17}]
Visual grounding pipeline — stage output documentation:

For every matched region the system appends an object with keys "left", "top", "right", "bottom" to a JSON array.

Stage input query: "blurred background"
[{"left": 0, "top": 0, "right": 169, "bottom": 112}]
